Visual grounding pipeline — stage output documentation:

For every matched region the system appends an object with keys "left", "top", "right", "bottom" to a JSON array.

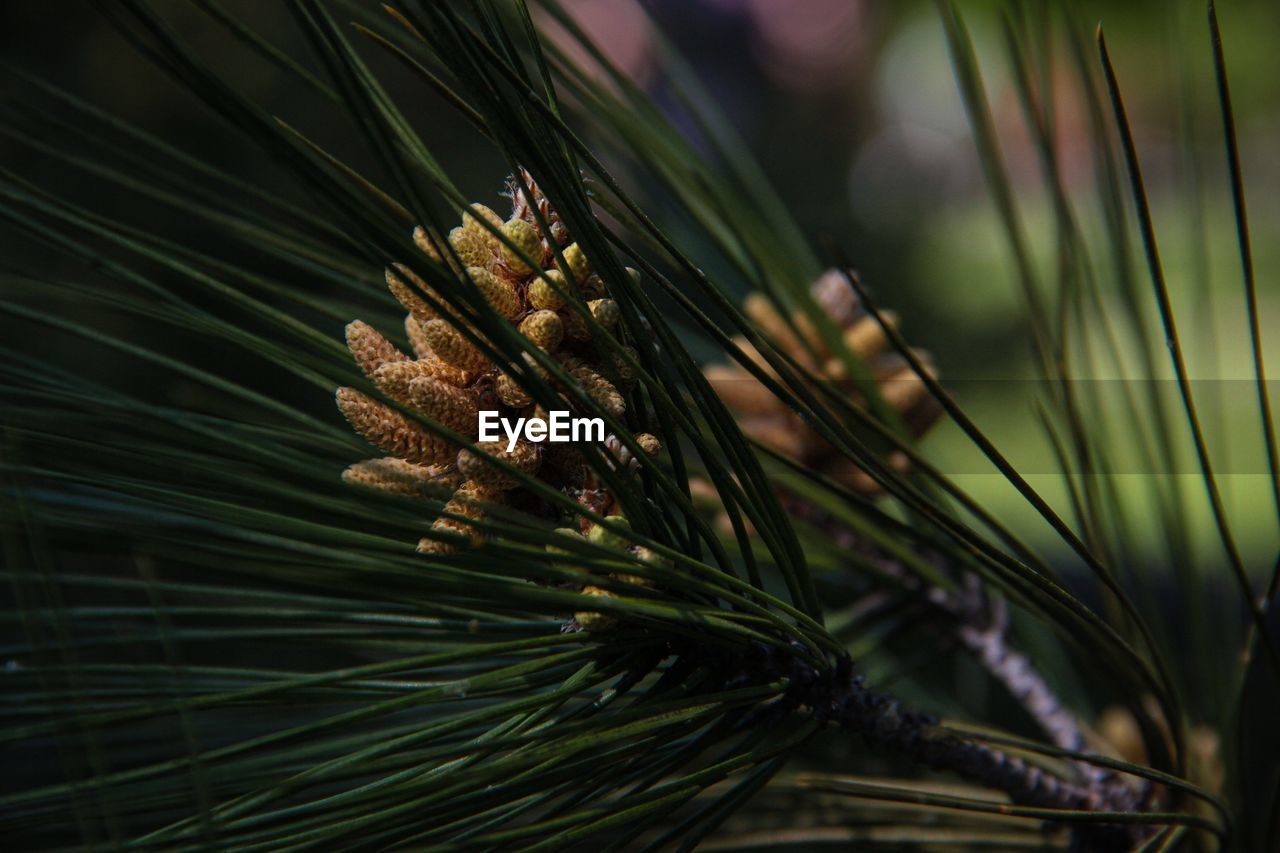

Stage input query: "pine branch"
[
  {"left": 711, "top": 638, "right": 1151, "bottom": 852},
  {"left": 794, "top": 501, "right": 1145, "bottom": 813}
]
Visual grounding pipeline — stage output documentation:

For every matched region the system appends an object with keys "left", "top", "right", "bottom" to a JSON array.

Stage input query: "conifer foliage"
[{"left": 1, "top": 1, "right": 1274, "bottom": 850}]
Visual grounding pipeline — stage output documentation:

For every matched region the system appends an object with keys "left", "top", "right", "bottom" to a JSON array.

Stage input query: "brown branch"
[
  {"left": 791, "top": 500, "right": 1146, "bottom": 815},
  {"left": 727, "top": 641, "right": 1151, "bottom": 852}
]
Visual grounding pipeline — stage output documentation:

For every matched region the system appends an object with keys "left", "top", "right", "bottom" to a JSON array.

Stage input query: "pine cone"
[
  {"left": 706, "top": 269, "right": 942, "bottom": 495},
  {"left": 337, "top": 172, "right": 662, "bottom": 630}
]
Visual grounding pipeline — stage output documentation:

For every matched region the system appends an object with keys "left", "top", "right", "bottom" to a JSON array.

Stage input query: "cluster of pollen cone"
[
  {"left": 336, "top": 172, "right": 660, "bottom": 607},
  {"left": 705, "top": 270, "right": 942, "bottom": 495}
]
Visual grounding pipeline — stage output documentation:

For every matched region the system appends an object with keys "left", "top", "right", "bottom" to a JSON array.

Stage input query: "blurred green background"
[{"left": 3, "top": 0, "right": 1279, "bottom": 567}]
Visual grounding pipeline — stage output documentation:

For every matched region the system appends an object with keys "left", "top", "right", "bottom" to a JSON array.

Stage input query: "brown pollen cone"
[
  {"left": 335, "top": 172, "right": 665, "bottom": 632},
  {"left": 705, "top": 269, "right": 942, "bottom": 497}
]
